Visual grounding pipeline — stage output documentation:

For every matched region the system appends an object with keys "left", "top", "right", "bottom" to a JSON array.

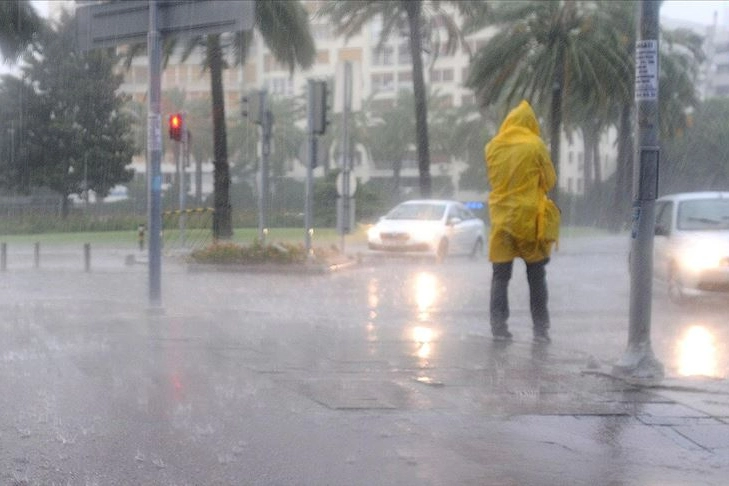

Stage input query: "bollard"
[
  {"left": 34, "top": 242, "right": 40, "bottom": 269},
  {"left": 84, "top": 243, "right": 91, "bottom": 272},
  {"left": 1, "top": 242, "right": 6, "bottom": 271},
  {"left": 138, "top": 224, "right": 145, "bottom": 251}
]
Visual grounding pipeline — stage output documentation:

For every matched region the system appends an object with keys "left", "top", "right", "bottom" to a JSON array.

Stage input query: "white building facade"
[{"left": 113, "top": 1, "right": 729, "bottom": 202}]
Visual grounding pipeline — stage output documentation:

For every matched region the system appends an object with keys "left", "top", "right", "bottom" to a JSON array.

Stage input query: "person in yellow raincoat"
[{"left": 485, "top": 100, "right": 560, "bottom": 343}]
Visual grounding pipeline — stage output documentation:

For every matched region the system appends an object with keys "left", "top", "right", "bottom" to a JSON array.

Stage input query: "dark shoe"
[
  {"left": 533, "top": 331, "right": 551, "bottom": 344},
  {"left": 492, "top": 329, "right": 513, "bottom": 341}
]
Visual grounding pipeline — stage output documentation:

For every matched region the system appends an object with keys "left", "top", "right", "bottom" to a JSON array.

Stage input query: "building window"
[
  {"left": 372, "top": 45, "right": 394, "bottom": 66},
  {"left": 398, "top": 71, "right": 412, "bottom": 83},
  {"left": 716, "top": 63, "right": 729, "bottom": 74},
  {"left": 371, "top": 72, "right": 394, "bottom": 92},
  {"left": 266, "top": 77, "right": 293, "bottom": 96},
  {"left": 568, "top": 152, "right": 574, "bottom": 164},
  {"left": 312, "top": 23, "right": 331, "bottom": 40},
  {"left": 430, "top": 68, "right": 453, "bottom": 83}
]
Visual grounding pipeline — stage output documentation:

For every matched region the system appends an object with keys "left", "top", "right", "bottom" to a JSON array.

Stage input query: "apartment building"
[{"left": 104, "top": 2, "right": 726, "bottom": 201}]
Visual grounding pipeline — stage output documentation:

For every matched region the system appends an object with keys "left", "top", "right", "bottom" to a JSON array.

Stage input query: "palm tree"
[
  {"left": 600, "top": 1, "right": 704, "bottom": 230},
  {"left": 125, "top": 1, "right": 315, "bottom": 239},
  {"left": 465, "top": 1, "right": 630, "bottom": 205},
  {"left": 0, "top": 0, "right": 44, "bottom": 61},
  {"left": 320, "top": 0, "right": 476, "bottom": 199}
]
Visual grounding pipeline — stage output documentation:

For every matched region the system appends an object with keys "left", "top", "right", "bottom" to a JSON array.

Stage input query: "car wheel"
[
  {"left": 469, "top": 238, "right": 484, "bottom": 260},
  {"left": 668, "top": 265, "right": 689, "bottom": 305},
  {"left": 436, "top": 238, "right": 448, "bottom": 263}
]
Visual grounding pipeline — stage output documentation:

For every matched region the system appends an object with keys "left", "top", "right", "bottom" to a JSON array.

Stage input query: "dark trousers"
[{"left": 490, "top": 259, "right": 550, "bottom": 333}]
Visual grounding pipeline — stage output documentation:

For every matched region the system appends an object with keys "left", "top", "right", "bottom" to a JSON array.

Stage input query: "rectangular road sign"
[{"left": 76, "top": 0, "right": 254, "bottom": 51}]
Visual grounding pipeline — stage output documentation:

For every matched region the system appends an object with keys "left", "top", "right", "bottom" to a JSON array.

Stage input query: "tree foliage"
[
  {"left": 0, "top": 12, "right": 134, "bottom": 217},
  {"left": 466, "top": 0, "right": 705, "bottom": 229},
  {"left": 465, "top": 0, "right": 630, "bottom": 199},
  {"left": 661, "top": 98, "right": 729, "bottom": 193},
  {"left": 0, "top": 0, "right": 44, "bottom": 62}
]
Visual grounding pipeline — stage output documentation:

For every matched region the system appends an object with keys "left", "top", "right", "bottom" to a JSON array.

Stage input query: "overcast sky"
[{"left": 661, "top": 0, "right": 728, "bottom": 25}]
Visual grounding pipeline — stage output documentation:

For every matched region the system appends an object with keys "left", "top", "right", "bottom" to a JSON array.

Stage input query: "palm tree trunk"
[
  {"left": 550, "top": 46, "right": 564, "bottom": 205},
  {"left": 404, "top": 0, "right": 431, "bottom": 198},
  {"left": 609, "top": 103, "right": 633, "bottom": 232},
  {"left": 207, "top": 34, "right": 232, "bottom": 240},
  {"left": 393, "top": 159, "right": 402, "bottom": 202},
  {"left": 583, "top": 131, "right": 593, "bottom": 195}
]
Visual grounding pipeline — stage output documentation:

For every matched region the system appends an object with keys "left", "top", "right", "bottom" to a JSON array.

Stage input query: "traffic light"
[
  {"left": 169, "top": 113, "right": 183, "bottom": 141},
  {"left": 312, "top": 80, "right": 328, "bottom": 135}
]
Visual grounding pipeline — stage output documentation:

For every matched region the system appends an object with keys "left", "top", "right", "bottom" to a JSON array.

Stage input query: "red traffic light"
[{"left": 169, "top": 113, "right": 183, "bottom": 141}]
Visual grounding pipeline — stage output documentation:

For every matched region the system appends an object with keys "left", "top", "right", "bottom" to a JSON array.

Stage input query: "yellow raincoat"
[{"left": 485, "top": 100, "right": 560, "bottom": 263}]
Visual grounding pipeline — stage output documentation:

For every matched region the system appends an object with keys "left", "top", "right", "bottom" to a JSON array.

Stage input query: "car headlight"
[
  {"left": 679, "top": 241, "right": 725, "bottom": 270},
  {"left": 367, "top": 226, "right": 379, "bottom": 241}
]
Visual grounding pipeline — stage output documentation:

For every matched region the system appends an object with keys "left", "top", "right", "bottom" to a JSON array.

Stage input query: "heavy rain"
[{"left": 1, "top": 0, "right": 729, "bottom": 484}]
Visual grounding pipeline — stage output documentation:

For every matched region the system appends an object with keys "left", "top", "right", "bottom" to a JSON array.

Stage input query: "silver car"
[
  {"left": 366, "top": 199, "right": 486, "bottom": 262},
  {"left": 654, "top": 192, "right": 729, "bottom": 303}
]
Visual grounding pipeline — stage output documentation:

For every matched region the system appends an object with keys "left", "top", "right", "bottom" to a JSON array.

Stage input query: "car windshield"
[
  {"left": 677, "top": 199, "right": 729, "bottom": 230},
  {"left": 385, "top": 203, "right": 446, "bottom": 221}
]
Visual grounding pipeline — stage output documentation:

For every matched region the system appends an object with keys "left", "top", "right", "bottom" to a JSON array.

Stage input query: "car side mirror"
[
  {"left": 448, "top": 217, "right": 462, "bottom": 226},
  {"left": 654, "top": 224, "right": 669, "bottom": 236}
]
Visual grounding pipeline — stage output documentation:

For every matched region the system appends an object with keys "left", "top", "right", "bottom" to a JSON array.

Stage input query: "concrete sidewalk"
[{"left": 0, "top": 243, "right": 728, "bottom": 485}]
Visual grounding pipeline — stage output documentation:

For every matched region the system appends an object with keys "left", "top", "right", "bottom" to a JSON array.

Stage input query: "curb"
[{"left": 186, "top": 258, "right": 359, "bottom": 275}]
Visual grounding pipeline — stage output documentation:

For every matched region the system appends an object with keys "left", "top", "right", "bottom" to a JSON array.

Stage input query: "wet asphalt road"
[{"left": 0, "top": 234, "right": 728, "bottom": 485}]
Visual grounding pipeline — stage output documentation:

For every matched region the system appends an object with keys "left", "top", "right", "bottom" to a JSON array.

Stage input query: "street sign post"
[
  {"left": 613, "top": 0, "right": 664, "bottom": 381},
  {"left": 76, "top": 0, "right": 254, "bottom": 308}
]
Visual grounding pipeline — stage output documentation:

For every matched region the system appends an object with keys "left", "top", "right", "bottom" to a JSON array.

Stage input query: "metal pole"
[
  {"left": 34, "top": 242, "right": 40, "bottom": 269},
  {"left": 340, "top": 62, "right": 352, "bottom": 252},
  {"left": 147, "top": 1, "right": 163, "bottom": 308},
  {"left": 83, "top": 154, "right": 88, "bottom": 211},
  {"left": 305, "top": 80, "right": 315, "bottom": 256},
  {"left": 1, "top": 242, "right": 6, "bottom": 272},
  {"left": 613, "top": 0, "right": 664, "bottom": 381},
  {"left": 84, "top": 243, "right": 91, "bottom": 273},
  {"left": 179, "top": 113, "right": 187, "bottom": 247},
  {"left": 258, "top": 90, "right": 269, "bottom": 243}
]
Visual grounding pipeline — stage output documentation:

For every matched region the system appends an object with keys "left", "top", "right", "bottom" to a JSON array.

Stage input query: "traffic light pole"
[
  {"left": 179, "top": 114, "right": 188, "bottom": 247},
  {"left": 305, "top": 80, "right": 316, "bottom": 257},
  {"left": 76, "top": 1, "right": 254, "bottom": 311},
  {"left": 259, "top": 91, "right": 271, "bottom": 244},
  {"left": 613, "top": 0, "right": 664, "bottom": 381},
  {"left": 147, "top": 1, "right": 162, "bottom": 308},
  {"left": 338, "top": 62, "right": 353, "bottom": 253}
]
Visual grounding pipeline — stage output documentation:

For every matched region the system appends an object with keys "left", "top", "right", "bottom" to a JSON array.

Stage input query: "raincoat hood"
[
  {"left": 485, "top": 100, "right": 559, "bottom": 262},
  {"left": 497, "top": 100, "right": 541, "bottom": 139}
]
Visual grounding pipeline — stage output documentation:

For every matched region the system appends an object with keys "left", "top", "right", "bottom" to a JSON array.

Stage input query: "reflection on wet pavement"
[
  {"left": 677, "top": 325, "right": 720, "bottom": 378},
  {"left": 1, "top": 240, "right": 729, "bottom": 484}
]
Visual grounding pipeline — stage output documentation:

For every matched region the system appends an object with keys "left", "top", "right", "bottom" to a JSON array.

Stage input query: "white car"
[
  {"left": 367, "top": 199, "right": 486, "bottom": 261},
  {"left": 654, "top": 192, "right": 729, "bottom": 303}
]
